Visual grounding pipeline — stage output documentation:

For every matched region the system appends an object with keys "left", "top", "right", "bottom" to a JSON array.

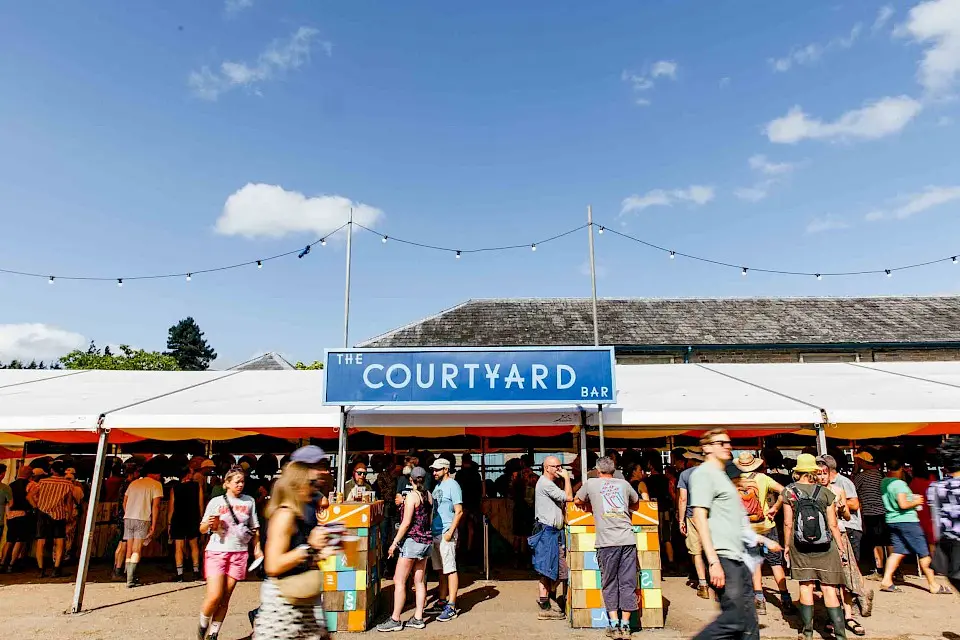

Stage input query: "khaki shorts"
[
  {"left": 431, "top": 531, "right": 458, "bottom": 574},
  {"left": 685, "top": 517, "right": 702, "bottom": 556}
]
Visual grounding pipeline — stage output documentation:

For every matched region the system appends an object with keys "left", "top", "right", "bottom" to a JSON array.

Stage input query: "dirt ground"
[{"left": 0, "top": 564, "right": 958, "bottom": 640}]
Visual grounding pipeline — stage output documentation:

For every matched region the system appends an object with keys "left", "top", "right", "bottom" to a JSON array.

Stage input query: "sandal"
[
  {"left": 932, "top": 585, "right": 952, "bottom": 595},
  {"left": 879, "top": 585, "right": 901, "bottom": 593},
  {"left": 845, "top": 618, "right": 866, "bottom": 636}
]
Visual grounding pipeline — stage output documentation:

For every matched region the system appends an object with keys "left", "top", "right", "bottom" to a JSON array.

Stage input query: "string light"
[
  {"left": 3, "top": 217, "right": 960, "bottom": 286},
  {"left": 598, "top": 226, "right": 605, "bottom": 234}
]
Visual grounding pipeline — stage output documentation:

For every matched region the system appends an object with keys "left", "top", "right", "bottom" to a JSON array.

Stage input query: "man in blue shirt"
[{"left": 427, "top": 458, "right": 463, "bottom": 622}]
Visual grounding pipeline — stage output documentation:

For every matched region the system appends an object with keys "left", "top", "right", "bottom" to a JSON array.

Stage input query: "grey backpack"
[{"left": 792, "top": 485, "right": 831, "bottom": 545}]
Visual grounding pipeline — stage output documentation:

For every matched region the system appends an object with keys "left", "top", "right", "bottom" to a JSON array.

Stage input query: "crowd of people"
[{"left": 1, "top": 436, "right": 959, "bottom": 640}]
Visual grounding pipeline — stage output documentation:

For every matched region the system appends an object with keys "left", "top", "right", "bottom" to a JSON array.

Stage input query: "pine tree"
[{"left": 165, "top": 317, "right": 217, "bottom": 371}]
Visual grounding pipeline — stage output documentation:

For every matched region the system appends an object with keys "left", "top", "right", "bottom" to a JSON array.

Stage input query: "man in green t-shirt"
[{"left": 879, "top": 459, "right": 948, "bottom": 594}]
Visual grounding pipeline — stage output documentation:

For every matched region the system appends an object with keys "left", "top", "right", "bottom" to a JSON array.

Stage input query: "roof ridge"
[
  {"left": 355, "top": 299, "right": 475, "bottom": 347},
  {"left": 459, "top": 295, "right": 959, "bottom": 302}
]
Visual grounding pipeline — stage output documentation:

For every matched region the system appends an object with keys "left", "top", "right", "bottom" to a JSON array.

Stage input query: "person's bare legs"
[
  {"left": 114, "top": 540, "right": 127, "bottom": 573},
  {"left": 52, "top": 538, "right": 64, "bottom": 569},
  {"left": 880, "top": 553, "right": 905, "bottom": 589},
  {"left": 391, "top": 557, "right": 413, "bottom": 621},
  {"left": 35, "top": 539, "right": 46, "bottom": 571},
  {"left": 175, "top": 539, "right": 185, "bottom": 572},
  {"left": 189, "top": 539, "right": 201, "bottom": 574},
  {"left": 210, "top": 575, "right": 238, "bottom": 638},
  {"left": 692, "top": 553, "right": 706, "bottom": 582},
  {"left": 447, "top": 571, "right": 459, "bottom": 607},
  {"left": 918, "top": 556, "right": 941, "bottom": 592},
  {"left": 413, "top": 560, "right": 428, "bottom": 619}
]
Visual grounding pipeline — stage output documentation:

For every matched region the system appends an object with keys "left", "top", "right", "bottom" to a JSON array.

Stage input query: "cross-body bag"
[
  {"left": 275, "top": 507, "right": 323, "bottom": 604},
  {"left": 223, "top": 497, "right": 254, "bottom": 546}
]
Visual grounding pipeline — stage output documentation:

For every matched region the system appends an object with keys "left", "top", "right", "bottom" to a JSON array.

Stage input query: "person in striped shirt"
[{"left": 28, "top": 461, "right": 83, "bottom": 578}]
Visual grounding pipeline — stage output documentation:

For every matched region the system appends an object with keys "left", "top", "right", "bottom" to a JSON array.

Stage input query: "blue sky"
[{"left": 2, "top": 0, "right": 960, "bottom": 366}]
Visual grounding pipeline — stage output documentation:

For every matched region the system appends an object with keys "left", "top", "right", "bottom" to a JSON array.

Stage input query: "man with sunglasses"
[
  {"left": 345, "top": 461, "right": 376, "bottom": 502},
  {"left": 689, "top": 429, "right": 759, "bottom": 640},
  {"left": 531, "top": 456, "right": 573, "bottom": 619}
]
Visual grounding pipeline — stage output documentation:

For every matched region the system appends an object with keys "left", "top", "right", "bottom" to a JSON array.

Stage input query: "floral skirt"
[
  {"left": 254, "top": 578, "right": 329, "bottom": 640},
  {"left": 838, "top": 531, "right": 866, "bottom": 597}
]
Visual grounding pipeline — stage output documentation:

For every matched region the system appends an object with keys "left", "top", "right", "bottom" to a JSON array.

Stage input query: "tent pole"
[
  {"left": 579, "top": 410, "right": 589, "bottom": 481},
  {"left": 585, "top": 205, "right": 605, "bottom": 457},
  {"left": 72, "top": 422, "right": 110, "bottom": 614},
  {"left": 815, "top": 424, "right": 827, "bottom": 456},
  {"left": 336, "top": 207, "right": 354, "bottom": 495}
]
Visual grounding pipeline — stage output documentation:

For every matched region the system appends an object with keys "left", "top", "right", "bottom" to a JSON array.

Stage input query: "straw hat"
[
  {"left": 794, "top": 453, "right": 819, "bottom": 474},
  {"left": 734, "top": 451, "right": 763, "bottom": 472}
]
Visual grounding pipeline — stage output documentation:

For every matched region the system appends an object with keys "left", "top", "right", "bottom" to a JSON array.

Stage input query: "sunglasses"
[{"left": 708, "top": 440, "right": 733, "bottom": 447}]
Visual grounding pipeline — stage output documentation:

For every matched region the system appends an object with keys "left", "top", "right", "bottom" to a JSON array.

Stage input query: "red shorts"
[{"left": 204, "top": 550, "right": 248, "bottom": 581}]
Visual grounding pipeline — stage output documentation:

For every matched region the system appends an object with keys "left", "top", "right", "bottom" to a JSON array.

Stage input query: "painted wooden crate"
[
  {"left": 317, "top": 502, "right": 385, "bottom": 632},
  {"left": 565, "top": 501, "right": 664, "bottom": 630}
]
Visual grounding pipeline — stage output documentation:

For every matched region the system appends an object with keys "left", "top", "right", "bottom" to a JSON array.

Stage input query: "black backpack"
[{"left": 792, "top": 485, "right": 831, "bottom": 545}]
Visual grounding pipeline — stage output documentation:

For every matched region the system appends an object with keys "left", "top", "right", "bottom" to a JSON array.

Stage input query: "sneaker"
[
  {"left": 406, "top": 618, "right": 426, "bottom": 630},
  {"left": 39, "top": 568, "right": 47, "bottom": 579},
  {"left": 425, "top": 600, "right": 447, "bottom": 615},
  {"left": 376, "top": 618, "right": 404, "bottom": 632},
  {"left": 52, "top": 566, "right": 63, "bottom": 578},
  {"left": 605, "top": 625, "right": 619, "bottom": 639},
  {"left": 436, "top": 605, "right": 458, "bottom": 622},
  {"left": 197, "top": 625, "right": 207, "bottom": 640},
  {"left": 619, "top": 624, "right": 633, "bottom": 639},
  {"left": 756, "top": 599, "right": 767, "bottom": 616},
  {"left": 175, "top": 573, "right": 184, "bottom": 583},
  {"left": 537, "top": 609, "right": 566, "bottom": 620},
  {"left": 696, "top": 585, "right": 710, "bottom": 600},
  {"left": 865, "top": 572, "right": 882, "bottom": 581},
  {"left": 248, "top": 608, "right": 258, "bottom": 628}
]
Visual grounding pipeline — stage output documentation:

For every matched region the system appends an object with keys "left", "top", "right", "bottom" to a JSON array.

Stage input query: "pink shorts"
[{"left": 204, "top": 550, "right": 248, "bottom": 581}]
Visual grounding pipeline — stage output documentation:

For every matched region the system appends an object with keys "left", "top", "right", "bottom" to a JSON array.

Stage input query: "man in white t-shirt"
[{"left": 123, "top": 463, "right": 163, "bottom": 587}]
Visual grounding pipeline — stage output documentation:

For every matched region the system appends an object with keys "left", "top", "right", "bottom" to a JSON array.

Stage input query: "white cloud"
[
  {"left": 769, "top": 23, "right": 862, "bottom": 72},
  {"left": 215, "top": 183, "right": 384, "bottom": 239},
  {"left": 806, "top": 216, "right": 851, "bottom": 234},
  {"left": 734, "top": 183, "right": 773, "bottom": 203},
  {"left": 0, "top": 324, "right": 86, "bottom": 363},
  {"left": 621, "top": 60, "right": 678, "bottom": 105},
  {"left": 748, "top": 154, "right": 797, "bottom": 175},
  {"left": 864, "top": 185, "right": 960, "bottom": 221},
  {"left": 650, "top": 60, "right": 678, "bottom": 79},
  {"left": 224, "top": 0, "right": 253, "bottom": 15},
  {"left": 189, "top": 27, "right": 328, "bottom": 100},
  {"left": 719, "top": 76, "right": 731, "bottom": 88},
  {"left": 897, "top": 0, "right": 960, "bottom": 95},
  {"left": 874, "top": 5, "right": 895, "bottom": 32},
  {"left": 620, "top": 185, "right": 714, "bottom": 215},
  {"left": 765, "top": 95, "right": 923, "bottom": 143}
]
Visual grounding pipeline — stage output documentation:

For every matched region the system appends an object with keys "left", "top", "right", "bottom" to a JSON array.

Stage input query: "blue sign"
[{"left": 323, "top": 347, "right": 616, "bottom": 406}]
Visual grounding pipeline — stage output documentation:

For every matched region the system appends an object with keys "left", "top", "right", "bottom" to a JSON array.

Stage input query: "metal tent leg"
[
  {"left": 72, "top": 426, "right": 110, "bottom": 614},
  {"left": 815, "top": 424, "right": 827, "bottom": 456}
]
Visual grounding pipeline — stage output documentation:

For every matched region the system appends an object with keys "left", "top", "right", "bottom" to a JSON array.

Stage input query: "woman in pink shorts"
[{"left": 198, "top": 467, "right": 262, "bottom": 640}]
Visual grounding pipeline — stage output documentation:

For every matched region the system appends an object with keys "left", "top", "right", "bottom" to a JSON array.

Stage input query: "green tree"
[
  {"left": 295, "top": 360, "right": 324, "bottom": 370},
  {"left": 60, "top": 345, "right": 180, "bottom": 371},
  {"left": 165, "top": 317, "right": 217, "bottom": 371}
]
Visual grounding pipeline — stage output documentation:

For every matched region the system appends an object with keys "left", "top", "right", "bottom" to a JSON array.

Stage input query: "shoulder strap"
[
  {"left": 811, "top": 485, "right": 821, "bottom": 502},
  {"left": 223, "top": 496, "right": 242, "bottom": 525}
]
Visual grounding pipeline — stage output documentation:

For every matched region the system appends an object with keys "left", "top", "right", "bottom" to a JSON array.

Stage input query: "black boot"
[
  {"left": 826, "top": 607, "right": 847, "bottom": 640},
  {"left": 798, "top": 603, "right": 814, "bottom": 640}
]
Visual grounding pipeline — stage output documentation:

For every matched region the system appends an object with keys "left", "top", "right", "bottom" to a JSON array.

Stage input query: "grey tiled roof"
[
  {"left": 228, "top": 353, "right": 296, "bottom": 371},
  {"left": 357, "top": 297, "right": 960, "bottom": 347}
]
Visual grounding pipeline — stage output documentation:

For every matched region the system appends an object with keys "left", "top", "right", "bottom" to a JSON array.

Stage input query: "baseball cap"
[
  {"left": 817, "top": 454, "right": 838, "bottom": 470},
  {"left": 429, "top": 459, "right": 450, "bottom": 470},
  {"left": 290, "top": 445, "right": 326, "bottom": 465},
  {"left": 854, "top": 451, "right": 874, "bottom": 463},
  {"left": 410, "top": 466, "right": 427, "bottom": 479}
]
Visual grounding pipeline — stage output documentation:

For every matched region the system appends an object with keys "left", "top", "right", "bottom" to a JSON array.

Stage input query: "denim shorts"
[
  {"left": 888, "top": 521, "right": 930, "bottom": 558},
  {"left": 400, "top": 538, "right": 432, "bottom": 560}
]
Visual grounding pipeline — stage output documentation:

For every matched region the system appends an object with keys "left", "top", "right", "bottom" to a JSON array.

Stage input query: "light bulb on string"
[
  {"left": 598, "top": 226, "right": 605, "bottom": 235},
  {"left": 321, "top": 238, "right": 327, "bottom": 247},
  {"left": 48, "top": 276, "right": 54, "bottom": 285},
  {"left": 953, "top": 256, "right": 957, "bottom": 264},
  {"left": 669, "top": 251, "right": 676, "bottom": 260},
  {"left": 531, "top": 243, "right": 537, "bottom": 252},
  {"left": 186, "top": 273, "right": 192, "bottom": 282},
  {"left": 885, "top": 269, "right": 892, "bottom": 278},
  {"left": 117, "top": 278, "right": 123, "bottom": 288},
  {"left": 815, "top": 274, "right": 822, "bottom": 281},
  {"left": 741, "top": 267, "right": 748, "bottom": 276},
  {"left": 382, "top": 236, "right": 388, "bottom": 244},
  {"left": 456, "top": 251, "right": 461, "bottom": 259},
  {"left": 256, "top": 260, "right": 262, "bottom": 269}
]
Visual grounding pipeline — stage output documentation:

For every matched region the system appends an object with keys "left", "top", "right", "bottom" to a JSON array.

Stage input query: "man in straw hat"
[
  {"left": 689, "top": 429, "right": 759, "bottom": 640},
  {"left": 733, "top": 451, "right": 794, "bottom": 618}
]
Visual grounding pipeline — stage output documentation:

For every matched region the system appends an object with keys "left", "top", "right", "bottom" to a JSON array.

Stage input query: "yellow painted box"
[{"left": 566, "top": 501, "right": 659, "bottom": 527}]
